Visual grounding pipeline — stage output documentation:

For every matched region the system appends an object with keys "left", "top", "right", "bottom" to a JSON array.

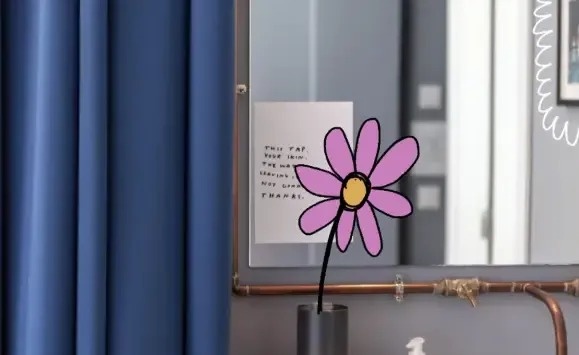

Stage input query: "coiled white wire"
[{"left": 533, "top": 0, "right": 579, "bottom": 146}]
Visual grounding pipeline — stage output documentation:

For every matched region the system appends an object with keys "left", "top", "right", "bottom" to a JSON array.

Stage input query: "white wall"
[
  {"left": 445, "top": 0, "right": 491, "bottom": 265},
  {"left": 492, "top": 0, "right": 531, "bottom": 264},
  {"left": 447, "top": 0, "right": 532, "bottom": 265}
]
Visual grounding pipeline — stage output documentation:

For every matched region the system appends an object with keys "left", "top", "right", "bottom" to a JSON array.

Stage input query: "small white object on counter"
[{"left": 406, "top": 337, "right": 426, "bottom": 355}]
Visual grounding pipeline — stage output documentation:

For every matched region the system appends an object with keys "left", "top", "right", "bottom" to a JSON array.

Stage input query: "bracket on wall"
[{"left": 236, "top": 84, "right": 248, "bottom": 95}]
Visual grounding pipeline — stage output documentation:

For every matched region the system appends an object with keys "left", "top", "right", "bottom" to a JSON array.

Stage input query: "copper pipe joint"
[
  {"left": 434, "top": 278, "right": 481, "bottom": 307},
  {"left": 564, "top": 278, "right": 579, "bottom": 297},
  {"left": 524, "top": 284, "right": 567, "bottom": 355}
]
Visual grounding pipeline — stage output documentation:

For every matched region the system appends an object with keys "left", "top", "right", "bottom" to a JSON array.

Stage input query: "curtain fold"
[
  {"left": 188, "top": 0, "right": 235, "bottom": 354},
  {"left": 77, "top": 1, "right": 108, "bottom": 355},
  {"left": 4, "top": 2, "right": 79, "bottom": 354},
  {"left": 107, "top": 1, "right": 187, "bottom": 354},
  {"left": 0, "top": 0, "right": 234, "bottom": 354}
]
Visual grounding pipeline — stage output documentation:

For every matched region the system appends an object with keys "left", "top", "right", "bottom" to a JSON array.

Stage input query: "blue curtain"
[{"left": 0, "top": 0, "right": 234, "bottom": 355}]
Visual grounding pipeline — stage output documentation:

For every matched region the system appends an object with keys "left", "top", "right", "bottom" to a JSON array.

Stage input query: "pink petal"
[
  {"left": 324, "top": 127, "right": 355, "bottom": 179},
  {"left": 368, "top": 189, "right": 413, "bottom": 217},
  {"left": 370, "top": 136, "right": 419, "bottom": 188},
  {"left": 356, "top": 203, "right": 383, "bottom": 256},
  {"left": 299, "top": 199, "right": 340, "bottom": 235},
  {"left": 336, "top": 210, "right": 355, "bottom": 252},
  {"left": 294, "top": 165, "right": 341, "bottom": 197},
  {"left": 355, "top": 118, "right": 380, "bottom": 175}
]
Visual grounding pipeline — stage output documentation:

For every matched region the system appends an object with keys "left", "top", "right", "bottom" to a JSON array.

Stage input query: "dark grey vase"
[{"left": 297, "top": 303, "right": 348, "bottom": 355}]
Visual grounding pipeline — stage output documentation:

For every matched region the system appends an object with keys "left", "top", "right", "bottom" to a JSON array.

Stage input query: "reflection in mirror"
[{"left": 239, "top": 0, "right": 545, "bottom": 267}]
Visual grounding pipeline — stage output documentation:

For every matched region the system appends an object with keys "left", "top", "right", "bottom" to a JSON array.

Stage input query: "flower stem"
[{"left": 317, "top": 205, "right": 345, "bottom": 314}]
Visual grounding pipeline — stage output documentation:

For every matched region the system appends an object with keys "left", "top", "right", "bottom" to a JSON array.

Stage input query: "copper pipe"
[
  {"left": 523, "top": 284, "right": 567, "bottom": 355},
  {"left": 232, "top": 278, "right": 573, "bottom": 355},
  {"left": 233, "top": 282, "right": 437, "bottom": 296},
  {"left": 232, "top": 277, "right": 579, "bottom": 297}
]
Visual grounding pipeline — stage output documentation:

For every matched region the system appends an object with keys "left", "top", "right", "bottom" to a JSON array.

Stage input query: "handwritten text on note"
[{"left": 251, "top": 102, "right": 353, "bottom": 244}]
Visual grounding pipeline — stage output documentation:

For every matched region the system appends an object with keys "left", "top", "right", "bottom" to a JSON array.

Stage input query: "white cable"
[{"left": 533, "top": 0, "right": 579, "bottom": 146}]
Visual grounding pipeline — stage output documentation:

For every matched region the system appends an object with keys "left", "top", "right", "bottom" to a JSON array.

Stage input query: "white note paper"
[{"left": 251, "top": 102, "right": 354, "bottom": 244}]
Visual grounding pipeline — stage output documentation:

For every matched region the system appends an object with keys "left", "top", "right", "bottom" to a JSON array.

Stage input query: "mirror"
[{"left": 234, "top": 0, "right": 567, "bottom": 269}]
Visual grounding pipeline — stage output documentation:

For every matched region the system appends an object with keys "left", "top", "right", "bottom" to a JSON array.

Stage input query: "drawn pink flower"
[{"left": 294, "top": 118, "right": 419, "bottom": 257}]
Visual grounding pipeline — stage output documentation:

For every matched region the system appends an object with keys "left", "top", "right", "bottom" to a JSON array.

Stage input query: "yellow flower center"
[{"left": 341, "top": 173, "right": 370, "bottom": 210}]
